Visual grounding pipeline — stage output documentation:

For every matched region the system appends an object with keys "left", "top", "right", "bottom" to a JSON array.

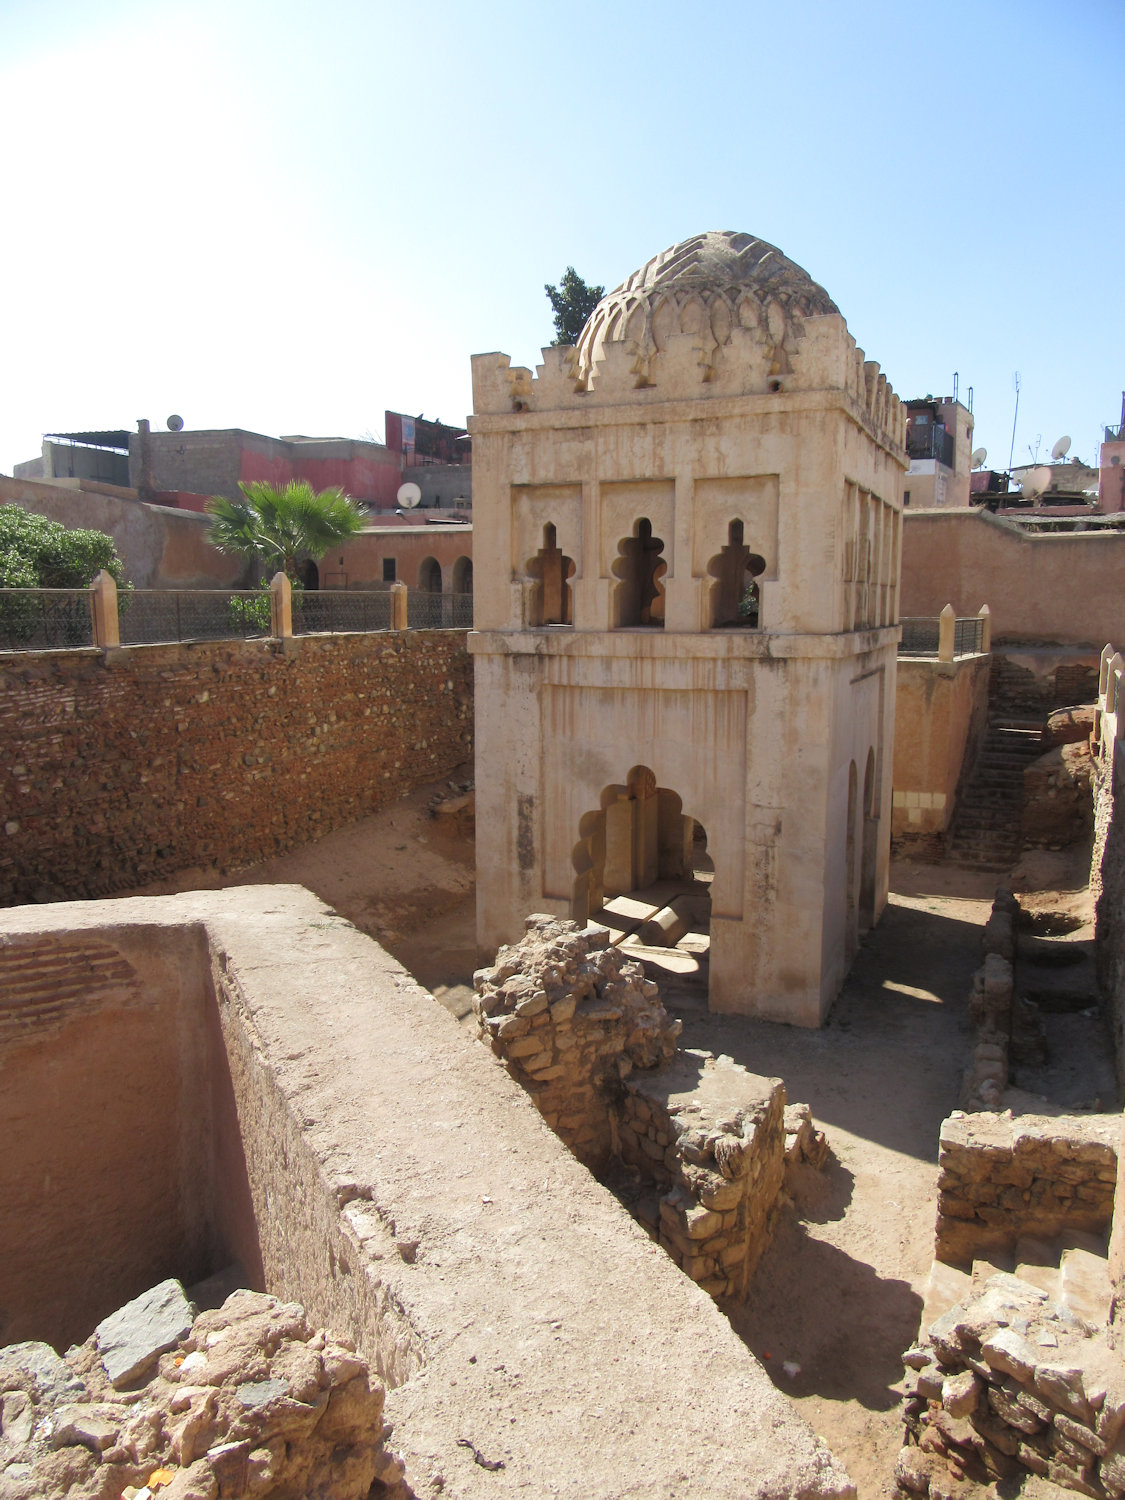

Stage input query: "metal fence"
[
  {"left": 119, "top": 590, "right": 272, "bottom": 645},
  {"left": 0, "top": 589, "right": 94, "bottom": 650},
  {"left": 296, "top": 591, "right": 394, "bottom": 634},
  {"left": 898, "top": 615, "right": 986, "bottom": 657},
  {"left": 406, "top": 591, "right": 473, "bottom": 629}
]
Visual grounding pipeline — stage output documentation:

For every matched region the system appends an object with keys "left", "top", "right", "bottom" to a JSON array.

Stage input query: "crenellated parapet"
[{"left": 471, "top": 231, "right": 904, "bottom": 454}]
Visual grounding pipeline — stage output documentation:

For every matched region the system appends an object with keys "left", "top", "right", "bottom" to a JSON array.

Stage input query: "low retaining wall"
[
  {"left": 0, "top": 631, "right": 472, "bottom": 905},
  {"left": 0, "top": 887, "right": 854, "bottom": 1499},
  {"left": 936, "top": 1112, "right": 1119, "bottom": 1267}
]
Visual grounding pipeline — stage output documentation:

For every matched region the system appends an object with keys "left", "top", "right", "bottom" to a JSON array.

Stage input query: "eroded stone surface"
[{"left": 0, "top": 1286, "right": 406, "bottom": 1500}]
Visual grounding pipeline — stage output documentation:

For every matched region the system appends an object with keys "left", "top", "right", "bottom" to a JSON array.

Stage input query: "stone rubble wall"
[
  {"left": 896, "top": 1271, "right": 1125, "bottom": 1499},
  {"left": 473, "top": 915, "right": 681, "bottom": 1172},
  {"left": 0, "top": 632, "right": 472, "bottom": 907},
  {"left": 958, "top": 890, "right": 1018, "bottom": 1113},
  {"left": 935, "top": 1112, "right": 1119, "bottom": 1268},
  {"left": 1091, "top": 721, "right": 1125, "bottom": 1101},
  {"left": 474, "top": 916, "right": 815, "bottom": 1302},
  {"left": 0, "top": 1283, "right": 409, "bottom": 1500},
  {"left": 621, "top": 1065, "right": 786, "bottom": 1300}
]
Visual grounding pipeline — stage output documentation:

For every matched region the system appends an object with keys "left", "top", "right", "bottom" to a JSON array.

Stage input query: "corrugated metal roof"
[{"left": 45, "top": 430, "right": 132, "bottom": 451}]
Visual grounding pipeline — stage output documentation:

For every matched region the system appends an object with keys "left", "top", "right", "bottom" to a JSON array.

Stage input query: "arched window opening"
[
  {"left": 845, "top": 760, "right": 859, "bottom": 965},
  {"left": 298, "top": 559, "right": 319, "bottom": 591},
  {"left": 528, "top": 523, "right": 574, "bottom": 626},
  {"left": 571, "top": 766, "right": 710, "bottom": 995},
  {"left": 859, "top": 748, "right": 878, "bottom": 935},
  {"left": 452, "top": 555, "right": 473, "bottom": 594},
  {"left": 707, "top": 519, "right": 766, "bottom": 628},
  {"left": 419, "top": 556, "right": 442, "bottom": 594},
  {"left": 612, "top": 518, "right": 666, "bottom": 628}
]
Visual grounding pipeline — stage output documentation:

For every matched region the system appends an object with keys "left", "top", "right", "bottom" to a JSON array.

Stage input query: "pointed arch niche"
[
  {"left": 612, "top": 519, "right": 666, "bottom": 628},
  {"left": 707, "top": 520, "right": 766, "bottom": 628},
  {"left": 527, "top": 523, "right": 575, "bottom": 626},
  {"left": 570, "top": 766, "right": 712, "bottom": 980}
]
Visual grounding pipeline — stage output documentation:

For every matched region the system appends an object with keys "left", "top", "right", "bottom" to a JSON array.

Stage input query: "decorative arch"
[
  {"left": 706, "top": 519, "right": 766, "bottom": 628},
  {"left": 612, "top": 518, "right": 666, "bottom": 628},
  {"left": 859, "top": 748, "right": 878, "bottom": 935},
  {"left": 418, "top": 556, "right": 442, "bottom": 594},
  {"left": 527, "top": 523, "right": 574, "bottom": 626},
  {"left": 452, "top": 555, "right": 473, "bottom": 594}
]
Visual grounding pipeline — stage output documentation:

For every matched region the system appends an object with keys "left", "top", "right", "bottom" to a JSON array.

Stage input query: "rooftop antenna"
[
  {"left": 1021, "top": 465, "right": 1051, "bottom": 500},
  {"left": 1051, "top": 435, "right": 1072, "bottom": 461},
  {"left": 970, "top": 447, "right": 988, "bottom": 470},
  {"left": 167, "top": 414, "right": 184, "bottom": 432},
  {"left": 396, "top": 481, "right": 421, "bottom": 509},
  {"left": 1008, "top": 371, "right": 1021, "bottom": 473}
]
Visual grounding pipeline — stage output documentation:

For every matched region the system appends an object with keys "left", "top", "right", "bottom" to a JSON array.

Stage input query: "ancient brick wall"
[
  {"left": 936, "top": 1112, "right": 1119, "bottom": 1267},
  {"left": 1092, "top": 745, "right": 1125, "bottom": 1089},
  {"left": 0, "top": 631, "right": 472, "bottom": 905}
]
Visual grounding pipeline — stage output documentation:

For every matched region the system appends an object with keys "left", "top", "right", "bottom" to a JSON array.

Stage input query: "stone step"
[
  {"left": 971, "top": 1253, "right": 1015, "bottom": 1288},
  {"left": 1013, "top": 1261, "right": 1061, "bottom": 1298},
  {"left": 921, "top": 1260, "right": 973, "bottom": 1332},
  {"left": 1059, "top": 1247, "right": 1113, "bottom": 1331}
]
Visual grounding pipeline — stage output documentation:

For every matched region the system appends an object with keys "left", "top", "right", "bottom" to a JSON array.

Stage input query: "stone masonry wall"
[
  {"left": 473, "top": 914, "right": 681, "bottom": 1173},
  {"left": 0, "top": 631, "right": 472, "bottom": 905},
  {"left": 935, "top": 1112, "right": 1119, "bottom": 1267},
  {"left": 474, "top": 916, "right": 795, "bottom": 1302}
]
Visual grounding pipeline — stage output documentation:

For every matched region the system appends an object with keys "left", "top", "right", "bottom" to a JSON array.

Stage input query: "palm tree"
[{"left": 206, "top": 480, "right": 366, "bottom": 579}]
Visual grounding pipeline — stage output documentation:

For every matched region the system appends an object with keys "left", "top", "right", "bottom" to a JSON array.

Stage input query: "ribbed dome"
[{"left": 574, "top": 231, "right": 837, "bottom": 386}]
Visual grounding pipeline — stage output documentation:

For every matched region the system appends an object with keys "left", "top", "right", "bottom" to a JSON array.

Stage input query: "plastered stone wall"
[
  {"left": 935, "top": 1112, "right": 1119, "bottom": 1267},
  {"left": 0, "top": 631, "right": 472, "bottom": 905},
  {"left": 0, "top": 888, "right": 856, "bottom": 1499},
  {"left": 892, "top": 654, "right": 991, "bottom": 847}
]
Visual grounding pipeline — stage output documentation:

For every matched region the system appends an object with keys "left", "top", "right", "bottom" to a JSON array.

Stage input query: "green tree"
[
  {"left": 0, "top": 504, "right": 128, "bottom": 588},
  {"left": 545, "top": 267, "right": 604, "bottom": 346},
  {"left": 206, "top": 480, "right": 366, "bottom": 580}
]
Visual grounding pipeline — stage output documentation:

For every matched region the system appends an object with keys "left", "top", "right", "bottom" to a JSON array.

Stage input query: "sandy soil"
[{"left": 124, "top": 787, "right": 1114, "bottom": 1499}]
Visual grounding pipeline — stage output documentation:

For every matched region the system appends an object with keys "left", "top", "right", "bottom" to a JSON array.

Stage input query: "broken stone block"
[{"left": 95, "top": 1279, "right": 196, "bottom": 1389}]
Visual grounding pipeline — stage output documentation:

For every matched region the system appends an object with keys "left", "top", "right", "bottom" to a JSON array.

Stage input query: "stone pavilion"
[{"left": 469, "top": 231, "right": 906, "bottom": 1025}]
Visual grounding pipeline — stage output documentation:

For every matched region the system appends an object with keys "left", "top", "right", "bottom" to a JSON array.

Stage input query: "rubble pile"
[
  {"left": 473, "top": 914, "right": 681, "bottom": 1170},
  {"left": 0, "top": 1281, "right": 409, "bottom": 1500},
  {"left": 896, "top": 1270, "right": 1125, "bottom": 1499},
  {"left": 936, "top": 1112, "right": 1118, "bottom": 1267},
  {"left": 476, "top": 916, "right": 830, "bottom": 1302}
]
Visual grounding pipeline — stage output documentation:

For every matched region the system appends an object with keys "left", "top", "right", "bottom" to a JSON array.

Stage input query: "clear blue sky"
[{"left": 2, "top": 0, "right": 1122, "bottom": 477}]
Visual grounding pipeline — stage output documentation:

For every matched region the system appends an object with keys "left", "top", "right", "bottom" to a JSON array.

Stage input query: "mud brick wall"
[
  {"left": 0, "top": 632, "right": 472, "bottom": 905},
  {"left": 1092, "top": 745, "right": 1125, "bottom": 1094},
  {"left": 936, "top": 1112, "right": 1119, "bottom": 1267}
]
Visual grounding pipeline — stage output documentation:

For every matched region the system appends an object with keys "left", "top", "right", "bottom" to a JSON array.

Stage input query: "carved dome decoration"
[{"left": 574, "top": 231, "right": 839, "bottom": 390}]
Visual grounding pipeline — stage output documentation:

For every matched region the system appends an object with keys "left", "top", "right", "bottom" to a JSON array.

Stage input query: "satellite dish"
[
  {"left": 970, "top": 447, "right": 988, "bottom": 469},
  {"left": 1051, "top": 435, "right": 1072, "bottom": 461},
  {"left": 397, "top": 482, "right": 422, "bottom": 509},
  {"left": 1021, "top": 465, "right": 1052, "bottom": 499},
  {"left": 167, "top": 414, "right": 184, "bottom": 432}
]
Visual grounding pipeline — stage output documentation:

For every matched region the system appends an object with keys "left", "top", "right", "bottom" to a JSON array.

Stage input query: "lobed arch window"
[
  {"left": 707, "top": 520, "right": 766, "bottom": 628},
  {"left": 612, "top": 518, "right": 666, "bottom": 628},
  {"left": 528, "top": 523, "right": 574, "bottom": 626}
]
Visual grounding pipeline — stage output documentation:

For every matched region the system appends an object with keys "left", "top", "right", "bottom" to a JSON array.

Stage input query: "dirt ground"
[{"left": 124, "top": 776, "right": 1115, "bottom": 1499}]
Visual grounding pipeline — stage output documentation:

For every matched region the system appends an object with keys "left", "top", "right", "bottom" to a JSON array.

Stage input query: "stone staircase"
[
  {"left": 920, "top": 1229, "right": 1112, "bottom": 1337},
  {"left": 946, "top": 717, "right": 1044, "bottom": 869}
]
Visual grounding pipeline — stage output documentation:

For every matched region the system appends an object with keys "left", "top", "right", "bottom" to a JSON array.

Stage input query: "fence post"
[
  {"left": 977, "top": 603, "right": 992, "bottom": 654},
  {"left": 90, "top": 570, "right": 120, "bottom": 647},
  {"left": 270, "top": 572, "right": 292, "bottom": 638},
  {"left": 938, "top": 603, "right": 956, "bottom": 662},
  {"left": 390, "top": 581, "right": 409, "bottom": 631}
]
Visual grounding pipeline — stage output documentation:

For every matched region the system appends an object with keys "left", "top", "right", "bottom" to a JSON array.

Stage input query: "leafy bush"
[{"left": 0, "top": 504, "right": 128, "bottom": 588}]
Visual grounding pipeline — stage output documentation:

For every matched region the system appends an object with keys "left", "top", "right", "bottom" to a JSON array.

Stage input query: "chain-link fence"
[
  {"left": 119, "top": 590, "right": 272, "bottom": 645},
  {"left": 295, "top": 591, "right": 394, "bottom": 634},
  {"left": 0, "top": 589, "right": 94, "bottom": 650},
  {"left": 407, "top": 591, "right": 473, "bottom": 629}
]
